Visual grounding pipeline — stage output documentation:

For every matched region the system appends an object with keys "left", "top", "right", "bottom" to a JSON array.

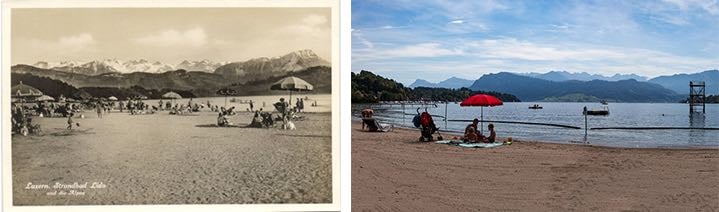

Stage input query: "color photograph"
[{"left": 352, "top": 0, "right": 718, "bottom": 211}]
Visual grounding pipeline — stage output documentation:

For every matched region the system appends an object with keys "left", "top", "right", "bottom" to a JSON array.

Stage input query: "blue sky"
[{"left": 352, "top": 0, "right": 719, "bottom": 85}]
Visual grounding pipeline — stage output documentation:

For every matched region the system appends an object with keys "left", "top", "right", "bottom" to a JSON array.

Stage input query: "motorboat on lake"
[
  {"left": 584, "top": 106, "right": 609, "bottom": 115},
  {"left": 528, "top": 104, "right": 543, "bottom": 109}
]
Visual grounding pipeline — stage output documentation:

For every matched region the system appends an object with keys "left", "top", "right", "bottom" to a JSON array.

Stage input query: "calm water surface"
[{"left": 353, "top": 102, "right": 719, "bottom": 148}]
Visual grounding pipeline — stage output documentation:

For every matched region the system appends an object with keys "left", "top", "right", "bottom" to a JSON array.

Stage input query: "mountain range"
[
  {"left": 408, "top": 69, "right": 717, "bottom": 96},
  {"left": 469, "top": 72, "right": 682, "bottom": 102},
  {"left": 32, "top": 59, "right": 218, "bottom": 75},
  {"left": 408, "top": 77, "right": 475, "bottom": 89},
  {"left": 26, "top": 49, "right": 329, "bottom": 80},
  {"left": 522, "top": 71, "right": 648, "bottom": 82},
  {"left": 214, "top": 49, "right": 330, "bottom": 83},
  {"left": 12, "top": 64, "right": 331, "bottom": 97},
  {"left": 13, "top": 49, "right": 331, "bottom": 97},
  {"left": 647, "top": 70, "right": 718, "bottom": 94}
]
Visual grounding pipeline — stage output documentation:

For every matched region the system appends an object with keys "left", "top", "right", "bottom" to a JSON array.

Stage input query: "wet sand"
[
  {"left": 352, "top": 122, "right": 719, "bottom": 211},
  {"left": 12, "top": 110, "right": 331, "bottom": 205}
]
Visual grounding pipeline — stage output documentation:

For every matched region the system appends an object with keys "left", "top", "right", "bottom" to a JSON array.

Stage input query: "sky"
[
  {"left": 12, "top": 8, "right": 331, "bottom": 65},
  {"left": 352, "top": 0, "right": 719, "bottom": 85}
]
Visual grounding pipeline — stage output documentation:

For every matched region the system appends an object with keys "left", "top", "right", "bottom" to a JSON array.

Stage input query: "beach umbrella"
[
  {"left": 11, "top": 81, "right": 43, "bottom": 102},
  {"left": 161, "top": 92, "right": 182, "bottom": 99},
  {"left": 460, "top": 94, "right": 503, "bottom": 134},
  {"left": 270, "top": 76, "right": 313, "bottom": 105},
  {"left": 36, "top": 95, "right": 55, "bottom": 102},
  {"left": 108, "top": 96, "right": 118, "bottom": 101},
  {"left": 162, "top": 92, "right": 182, "bottom": 105},
  {"left": 216, "top": 88, "right": 237, "bottom": 107}
]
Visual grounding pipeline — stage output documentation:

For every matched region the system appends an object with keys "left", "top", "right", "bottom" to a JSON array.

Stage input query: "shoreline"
[
  {"left": 352, "top": 122, "right": 719, "bottom": 211},
  {"left": 352, "top": 117, "right": 719, "bottom": 150}
]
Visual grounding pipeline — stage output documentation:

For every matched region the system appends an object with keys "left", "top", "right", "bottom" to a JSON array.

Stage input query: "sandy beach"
[
  {"left": 352, "top": 122, "right": 719, "bottom": 211},
  {"left": 12, "top": 110, "right": 332, "bottom": 205}
]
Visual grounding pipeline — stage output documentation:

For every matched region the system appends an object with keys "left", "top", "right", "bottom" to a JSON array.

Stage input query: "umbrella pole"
[
  {"left": 289, "top": 90, "right": 293, "bottom": 106},
  {"left": 480, "top": 106, "right": 484, "bottom": 135}
]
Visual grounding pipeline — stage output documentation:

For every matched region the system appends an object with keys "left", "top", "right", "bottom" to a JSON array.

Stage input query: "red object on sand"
[{"left": 460, "top": 94, "right": 503, "bottom": 107}]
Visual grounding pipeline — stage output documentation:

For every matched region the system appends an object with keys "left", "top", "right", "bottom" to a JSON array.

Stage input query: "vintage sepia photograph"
[
  {"left": 352, "top": 0, "right": 718, "bottom": 211},
  {"left": 3, "top": 1, "right": 339, "bottom": 210}
]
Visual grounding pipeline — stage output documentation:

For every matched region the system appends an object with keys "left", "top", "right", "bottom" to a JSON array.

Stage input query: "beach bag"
[{"left": 412, "top": 114, "right": 421, "bottom": 128}]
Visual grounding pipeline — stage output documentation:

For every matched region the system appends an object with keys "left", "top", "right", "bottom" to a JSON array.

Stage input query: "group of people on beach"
[{"left": 463, "top": 118, "right": 496, "bottom": 143}]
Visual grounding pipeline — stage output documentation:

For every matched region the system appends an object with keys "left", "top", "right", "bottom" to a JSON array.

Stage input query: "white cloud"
[
  {"left": 663, "top": 0, "right": 719, "bottom": 14},
  {"left": 22, "top": 33, "right": 97, "bottom": 56},
  {"left": 58, "top": 33, "right": 95, "bottom": 47},
  {"left": 352, "top": 29, "right": 374, "bottom": 49},
  {"left": 467, "top": 39, "right": 626, "bottom": 61},
  {"left": 302, "top": 14, "right": 328, "bottom": 26},
  {"left": 281, "top": 14, "right": 330, "bottom": 35},
  {"left": 354, "top": 43, "right": 463, "bottom": 62},
  {"left": 135, "top": 27, "right": 207, "bottom": 47},
  {"left": 449, "top": 19, "right": 465, "bottom": 24}
]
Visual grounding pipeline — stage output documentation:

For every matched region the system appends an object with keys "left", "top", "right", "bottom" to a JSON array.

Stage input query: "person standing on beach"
[
  {"left": 96, "top": 103, "right": 103, "bottom": 118},
  {"left": 67, "top": 112, "right": 74, "bottom": 129},
  {"left": 249, "top": 100, "right": 254, "bottom": 112}
]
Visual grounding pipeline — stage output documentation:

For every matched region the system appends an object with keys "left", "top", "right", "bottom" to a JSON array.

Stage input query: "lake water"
[
  {"left": 352, "top": 102, "right": 719, "bottom": 149},
  {"left": 147, "top": 94, "right": 332, "bottom": 113}
]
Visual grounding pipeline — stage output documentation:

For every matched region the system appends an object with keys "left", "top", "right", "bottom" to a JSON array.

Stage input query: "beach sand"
[
  {"left": 352, "top": 122, "right": 719, "bottom": 211},
  {"left": 12, "top": 110, "right": 332, "bottom": 205}
]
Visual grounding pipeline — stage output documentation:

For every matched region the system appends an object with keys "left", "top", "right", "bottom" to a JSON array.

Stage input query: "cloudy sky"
[
  {"left": 12, "top": 8, "right": 331, "bottom": 65},
  {"left": 352, "top": 0, "right": 719, "bottom": 84}
]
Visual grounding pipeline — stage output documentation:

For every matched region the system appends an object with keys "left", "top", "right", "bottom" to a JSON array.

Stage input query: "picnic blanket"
[{"left": 436, "top": 140, "right": 506, "bottom": 148}]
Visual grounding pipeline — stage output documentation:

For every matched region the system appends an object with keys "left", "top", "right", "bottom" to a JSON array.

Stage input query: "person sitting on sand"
[
  {"left": 217, "top": 112, "right": 230, "bottom": 127},
  {"left": 464, "top": 118, "right": 483, "bottom": 141},
  {"left": 483, "top": 124, "right": 496, "bottom": 143},
  {"left": 249, "top": 111, "right": 263, "bottom": 128},
  {"left": 465, "top": 126, "right": 479, "bottom": 142}
]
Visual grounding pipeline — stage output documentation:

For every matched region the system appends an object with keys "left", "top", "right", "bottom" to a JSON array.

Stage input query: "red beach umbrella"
[{"left": 460, "top": 94, "right": 503, "bottom": 134}]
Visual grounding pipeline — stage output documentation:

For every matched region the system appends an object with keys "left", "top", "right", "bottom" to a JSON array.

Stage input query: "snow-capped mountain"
[
  {"left": 29, "top": 49, "right": 328, "bottom": 77},
  {"left": 214, "top": 49, "right": 330, "bottom": 82},
  {"left": 176, "top": 60, "right": 226, "bottom": 73},
  {"left": 31, "top": 59, "right": 214, "bottom": 75}
]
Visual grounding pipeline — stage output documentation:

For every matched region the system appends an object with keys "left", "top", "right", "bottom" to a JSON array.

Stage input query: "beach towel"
[
  {"left": 435, "top": 140, "right": 505, "bottom": 148},
  {"left": 458, "top": 142, "right": 504, "bottom": 148}
]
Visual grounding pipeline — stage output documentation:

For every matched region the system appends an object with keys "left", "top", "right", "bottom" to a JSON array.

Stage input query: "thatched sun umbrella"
[
  {"left": 270, "top": 76, "right": 313, "bottom": 105},
  {"left": 11, "top": 81, "right": 43, "bottom": 102}
]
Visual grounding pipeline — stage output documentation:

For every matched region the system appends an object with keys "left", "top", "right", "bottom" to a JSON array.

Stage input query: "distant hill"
[
  {"left": 523, "top": 71, "right": 647, "bottom": 82},
  {"left": 469, "top": 72, "right": 681, "bottom": 102},
  {"left": 409, "top": 77, "right": 475, "bottom": 89},
  {"left": 647, "top": 70, "right": 718, "bottom": 95},
  {"left": 352, "top": 70, "right": 519, "bottom": 103},
  {"left": 352, "top": 70, "right": 410, "bottom": 103}
]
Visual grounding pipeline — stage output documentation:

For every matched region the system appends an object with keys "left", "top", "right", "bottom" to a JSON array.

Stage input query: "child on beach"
[
  {"left": 484, "top": 124, "right": 496, "bottom": 143},
  {"left": 67, "top": 113, "right": 77, "bottom": 129}
]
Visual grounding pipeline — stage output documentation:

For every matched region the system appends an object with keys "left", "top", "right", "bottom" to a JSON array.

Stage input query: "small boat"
[
  {"left": 528, "top": 104, "right": 543, "bottom": 109},
  {"left": 584, "top": 106, "right": 609, "bottom": 115},
  {"left": 600, "top": 100, "right": 608, "bottom": 105}
]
